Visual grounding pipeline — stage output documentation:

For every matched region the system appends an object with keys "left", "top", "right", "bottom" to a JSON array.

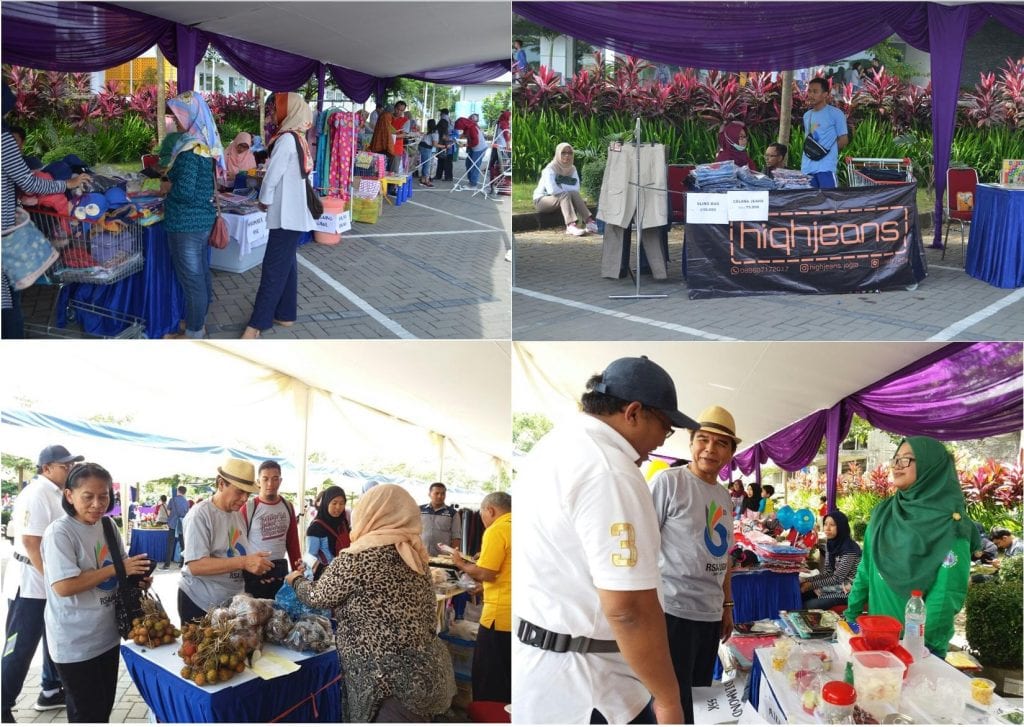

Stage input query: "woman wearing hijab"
[
  {"left": 2, "top": 84, "right": 90, "bottom": 338},
  {"left": 532, "top": 142, "right": 598, "bottom": 237},
  {"left": 223, "top": 132, "right": 257, "bottom": 179},
  {"left": 287, "top": 485, "right": 456, "bottom": 722},
  {"left": 714, "top": 121, "right": 758, "bottom": 171},
  {"left": 741, "top": 482, "right": 762, "bottom": 519},
  {"left": 164, "top": 91, "right": 224, "bottom": 339},
  {"left": 305, "top": 486, "right": 351, "bottom": 576},
  {"left": 801, "top": 510, "right": 862, "bottom": 609},
  {"left": 844, "top": 437, "right": 974, "bottom": 657},
  {"left": 241, "top": 92, "right": 316, "bottom": 339}
]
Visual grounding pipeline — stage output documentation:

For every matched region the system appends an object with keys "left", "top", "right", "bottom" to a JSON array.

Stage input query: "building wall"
[
  {"left": 962, "top": 20, "right": 1024, "bottom": 88},
  {"left": 103, "top": 58, "right": 177, "bottom": 91}
]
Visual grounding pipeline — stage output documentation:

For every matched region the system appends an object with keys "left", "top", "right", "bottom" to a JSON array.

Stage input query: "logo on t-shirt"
[
  {"left": 94, "top": 542, "right": 118, "bottom": 591},
  {"left": 703, "top": 501, "right": 729, "bottom": 558},
  {"left": 226, "top": 526, "right": 247, "bottom": 557},
  {"left": 942, "top": 550, "right": 957, "bottom": 568}
]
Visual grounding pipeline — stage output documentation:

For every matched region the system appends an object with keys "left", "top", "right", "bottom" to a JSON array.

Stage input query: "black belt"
[
  {"left": 14, "top": 553, "right": 32, "bottom": 565},
  {"left": 516, "top": 618, "right": 619, "bottom": 654}
]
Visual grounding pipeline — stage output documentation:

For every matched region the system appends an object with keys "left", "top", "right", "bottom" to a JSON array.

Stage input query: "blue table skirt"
[
  {"left": 121, "top": 644, "right": 341, "bottom": 722},
  {"left": 59, "top": 221, "right": 186, "bottom": 338},
  {"left": 965, "top": 185, "right": 1024, "bottom": 288},
  {"left": 748, "top": 649, "right": 766, "bottom": 709},
  {"left": 731, "top": 570, "right": 802, "bottom": 624},
  {"left": 128, "top": 528, "right": 179, "bottom": 563}
]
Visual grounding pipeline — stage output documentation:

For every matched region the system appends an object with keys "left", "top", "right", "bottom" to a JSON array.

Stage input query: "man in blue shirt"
[
  {"left": 513, "top": 39, "right": 528, "bottom": 80},
  {"left": 161, "top": 485, "right": 189, "bottom": 569},
  {"left": 801, "top": 77, "right": 849, "bottom": 189}
]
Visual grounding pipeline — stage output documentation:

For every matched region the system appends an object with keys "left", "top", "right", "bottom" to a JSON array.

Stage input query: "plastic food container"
[
  {"left": 971, "top": 677, "right": 996, "bottom": 706},
  {"left": 856, "top": 614, "right": 903, "bottom": 649},
  {"left": 851, "top": 650, "right": 905, "bottom": 712},
  {"left": 819, "top": 680, "right": 857, "bottom": 724}
]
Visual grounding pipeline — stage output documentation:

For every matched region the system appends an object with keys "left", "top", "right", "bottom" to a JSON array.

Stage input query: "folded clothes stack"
[
  {"left": 771, "top": 169, "right": 814, "bottom": 189},
  {"left": 692, "top": 160, "right": 739, "bottom": 192},
  {"left": 737, "top": 166, "right": 778, "bottom": 190}
]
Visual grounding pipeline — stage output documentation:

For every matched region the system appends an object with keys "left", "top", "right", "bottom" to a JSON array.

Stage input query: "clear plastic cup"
[{"left": 971, "top": 678, "right": 996, "bottom": 706}]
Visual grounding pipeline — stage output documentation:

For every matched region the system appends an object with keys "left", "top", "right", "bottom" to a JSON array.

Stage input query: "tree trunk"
[
  {"left": 258, "top": 88, "right": 266, "bottom": 144},
  {"left": 778, "top": 70, "right": 794, "bottom": 146},
  {"left": 156, "top": 47, "right": 166, "bottom": 145}
]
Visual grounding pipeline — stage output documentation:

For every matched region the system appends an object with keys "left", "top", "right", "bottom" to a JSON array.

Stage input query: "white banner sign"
[
  {"left": 727, "top": 191, "right": 770, "bottom": 221},
  {"left": 692, "top": 677, "right": 747, "bottom": 724},
  {"left": 687, "top": 193, "right": 730, "bottom": 224}
]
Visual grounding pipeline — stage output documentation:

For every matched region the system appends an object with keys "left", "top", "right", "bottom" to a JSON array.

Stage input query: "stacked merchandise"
[
  {"left": 352, "top": 177, "right": 382, "bottom": 224},
  {"left": 691, "top": 160, "right": 740, "bottom": 191},
  {"left": 770, "top": 169, "right": 814, "bottom": 189},
  {"left": 353, "top": 151, "right": 387, "bottom": 180},
  {"left": 1001, "top": 159, "right": 1024, "bottom": 185},
  {"left": 737, "top": 165, "right": 777, "bottom": 190},
  {"left": 745, "top": 531, "right": 807, "bottom": 572}
]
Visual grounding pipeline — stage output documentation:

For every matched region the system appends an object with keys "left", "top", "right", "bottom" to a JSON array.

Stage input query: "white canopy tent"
[
  {"left": 2, "top": 341, "right": 511, "bottom": 510},
  {"left": 513, "top": 341, "right": 953, "bottom": 461},
  {"left": 112, "top": 1, "right": 511, "bottom": 78}
]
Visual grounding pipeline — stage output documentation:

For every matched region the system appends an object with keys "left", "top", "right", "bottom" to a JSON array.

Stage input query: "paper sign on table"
[
  {"left": 727, "top": 191, "right": 769, "bottom": 221},
  {"left": 248, "top": 651, "right": 301, "bottom": 680},
  {"left": 686, "top": 193, "right": 729, "bottom": 224}
]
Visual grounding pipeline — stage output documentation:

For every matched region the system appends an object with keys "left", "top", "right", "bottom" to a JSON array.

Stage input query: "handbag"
[
  {"left": 290, "top": 133, "right": 323, "bottom": 219},
  {"left": 100, "top": 517, "right": 147, "bottom": 640},
  {"left": 2, "top": 209, "right": 58, "bottom": 290},
  {"left": 803, "top": 135, "right": 830, "bottom": 162},
  {"left": 208, "top": 158, "right": 229, "bottom": 249}
]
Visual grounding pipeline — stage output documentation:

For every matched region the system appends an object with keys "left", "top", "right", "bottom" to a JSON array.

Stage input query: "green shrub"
[
  {"left": 579, "top": 157, "right": 605, "bottom": 202},
  {"left": 965, "top": 563, "right": 1023, "bottom": 667},
  {"left": 851, "top": 519, "right": 868, "bottom": 541},
  {"left": 41, "top": 137, "right": 99, "bottom": 167},
  {"left": 996, "top": 554, "right": 1023, "bottom": 585}
]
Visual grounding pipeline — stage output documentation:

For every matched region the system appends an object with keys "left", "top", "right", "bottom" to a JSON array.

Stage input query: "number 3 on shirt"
[{"left": 610, "top": 522, "right": 637, "bottom": 567}]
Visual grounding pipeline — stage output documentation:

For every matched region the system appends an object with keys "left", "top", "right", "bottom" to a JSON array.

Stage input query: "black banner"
[{"left": 684, "top": 183, "right": 927, "bottom": 299}]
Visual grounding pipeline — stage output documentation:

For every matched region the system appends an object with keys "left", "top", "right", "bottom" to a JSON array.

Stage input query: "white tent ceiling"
[
  {"left": 2, "top": 341, "right": 511, "bottom": 484},
  {"left": 112, "top": 1, "right": 511, "bottom": 78},
  {"left": 513, "top": 341, "right": 951, "bottom": 461}
]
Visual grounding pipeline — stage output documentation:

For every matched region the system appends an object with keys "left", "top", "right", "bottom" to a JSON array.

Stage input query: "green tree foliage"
[
  {"left": 481, "top": 89, "right": 511, "bottom": 130},
  {"left": 513, "top": 413, "right": 554, "bottom": 456}
]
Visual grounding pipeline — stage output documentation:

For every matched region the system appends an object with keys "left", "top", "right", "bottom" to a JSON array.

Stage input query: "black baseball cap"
[
  {"left": 37, "top": 444, "right": 84, "bottom": 467},
  {"left": 593, "top": 356, "right": 700, "bottom": 429}
]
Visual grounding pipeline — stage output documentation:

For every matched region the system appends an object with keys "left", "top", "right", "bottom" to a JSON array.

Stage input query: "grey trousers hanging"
[{"left": 601, "top": 224, "right": 668, "bottom": 279}]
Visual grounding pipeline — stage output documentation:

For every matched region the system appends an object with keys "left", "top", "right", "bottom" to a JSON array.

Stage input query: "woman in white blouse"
[{"left": 532, "top": 142, "right": 598, "bottom": 237}]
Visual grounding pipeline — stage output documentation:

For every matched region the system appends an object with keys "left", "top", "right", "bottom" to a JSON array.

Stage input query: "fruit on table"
[{"left": 130, "top": 609, "right": 181, "bottom": 648}]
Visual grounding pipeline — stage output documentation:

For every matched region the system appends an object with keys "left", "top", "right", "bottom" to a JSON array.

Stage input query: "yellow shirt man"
[{"left": 477, "top": 511, "right": 512, "bottom": 631}]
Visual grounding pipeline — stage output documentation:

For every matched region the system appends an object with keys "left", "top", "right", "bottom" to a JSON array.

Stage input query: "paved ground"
[
  {"left": 511, "top": 225, "right": 1024, "bottom": 341},
  {"left": 20, "top": 182, "right": 511, "bottom": 340}
]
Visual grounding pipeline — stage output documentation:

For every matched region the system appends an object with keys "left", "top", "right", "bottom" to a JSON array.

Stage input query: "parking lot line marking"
[
  {"left": 927, "top": 287, "right": 1024, "bottom": 341},
  {"left": 513, "top": 287, "right": 736, "bottom": 340},
  {"left": 297, "top": 255, "right": 417, "bottom": 339},
  {"left": 406, "top": 200, "right": 503, "bottom": 231},
  {"left": 344, "top": 230, "right": 503, "bottom": 239}
]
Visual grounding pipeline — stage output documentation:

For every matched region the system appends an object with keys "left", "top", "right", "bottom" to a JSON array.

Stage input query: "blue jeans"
[
  {"left": 2, "top": 592, "right": 62, "bottom": 716},
  {"left": 467, "top": 148, "right": 486, "bottom": 186},
  {"left": 167, "top": 228, "right": 213, "bottom": 336},
  {"left": 809, "top": 170, "right": 838, "bottom": 189},
  {"left": 247, "top": 227, "right": 301, "bottom": 330}
]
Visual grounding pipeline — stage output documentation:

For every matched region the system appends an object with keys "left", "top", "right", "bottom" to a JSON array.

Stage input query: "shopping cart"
[
  {"left": 844, "top": 157, "right": 914, "bottom": 187},
  {"left": 23, "top": 206, "right": 146, "bottom": 338}
]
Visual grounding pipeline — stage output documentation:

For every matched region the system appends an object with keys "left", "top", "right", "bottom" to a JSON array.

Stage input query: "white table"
[
  {"left": 751, "top": 646, "right": 1015, "bottom": 724},
  {"left": 222, "top": 210, "right": 269, "bottom": 256}
]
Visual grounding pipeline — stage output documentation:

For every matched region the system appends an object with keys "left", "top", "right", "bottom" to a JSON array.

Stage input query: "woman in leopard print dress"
[{"left": 288, "top": 484, "right": 455, "bottom": 722}]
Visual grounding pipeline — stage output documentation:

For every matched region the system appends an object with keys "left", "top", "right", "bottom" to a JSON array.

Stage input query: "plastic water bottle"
[{"left": 903, "top": 590, "right": 927, "bottom": 659}]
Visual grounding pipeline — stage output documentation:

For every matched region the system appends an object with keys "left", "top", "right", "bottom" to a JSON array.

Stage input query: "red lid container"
[
  {"left": 856, "top": 614, "right": 903, "bottom": 649},
  {"left": 821, "top": 680, "right": 857, "bottom": 706}
]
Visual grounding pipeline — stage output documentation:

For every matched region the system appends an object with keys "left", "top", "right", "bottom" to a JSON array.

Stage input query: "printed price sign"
[
  {"left": 686, "top": 193, "right": 729, "bottom": 224},
  {"left": 727, "top": 191, "right": 769, "bottom": 221}
]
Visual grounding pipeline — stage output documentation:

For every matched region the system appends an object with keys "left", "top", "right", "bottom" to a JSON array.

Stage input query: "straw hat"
[
  {"left": 217, "top": 458, "right": 257, "bottom": 493},
  {"left": 693, "top": 405, "right": 741, "bottom": 445}
]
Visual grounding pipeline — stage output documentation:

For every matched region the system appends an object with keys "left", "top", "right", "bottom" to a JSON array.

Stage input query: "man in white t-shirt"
[
  {"left": 241, "top": 461, "right": 301, "bottom": 599},
  {"left": 2, "top": 445, "right": 83, "bottom": 720},
  {"left": 513, "top": 356, "right": 700, "bottom": 724},
  {"left": 651, "top": 405, "right": 740, "bottom": 725}
]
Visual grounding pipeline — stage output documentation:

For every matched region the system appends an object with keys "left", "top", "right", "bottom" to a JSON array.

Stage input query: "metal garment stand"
[{"left": 610, "top": 117, "right": 667, "bottom": 299}]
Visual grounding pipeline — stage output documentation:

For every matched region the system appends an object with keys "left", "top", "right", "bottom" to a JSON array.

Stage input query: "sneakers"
[
  {"left": 34, "top": 688, "right": 65, "bottom": 712},
  {"left": 585, "top": 219, "right": 600, "bottom": 234},
  {"left": 566, "top": 223, "right": 586, "bottom": 237}
]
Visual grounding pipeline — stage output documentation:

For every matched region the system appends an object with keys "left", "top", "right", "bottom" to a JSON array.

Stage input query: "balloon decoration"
[
  {"left": 645, "top": 459, "right": 670, "bottom": 482},
  {"left": 776, "top": 505, "right": 796, "bottom": 530},
  {"left": 794, "top": 508, "right": 816, "bottom": 535}
]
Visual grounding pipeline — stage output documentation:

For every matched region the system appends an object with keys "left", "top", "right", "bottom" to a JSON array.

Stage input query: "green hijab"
[{"left": 869, "top": 436, "right": 973, "bottom": 600}]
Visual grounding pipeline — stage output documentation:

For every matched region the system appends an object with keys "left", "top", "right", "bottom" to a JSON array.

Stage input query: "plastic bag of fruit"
[
  {"left": 283, "top": 614, "right": 333, "bottom": 653},
  {"left": 229, "top": 593, "right": 275, "bottom": 628},
  {"left": 263, "top": 608, "right": 296, "bottom": 644}
]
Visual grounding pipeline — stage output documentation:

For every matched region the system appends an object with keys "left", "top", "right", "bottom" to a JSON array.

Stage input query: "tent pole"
[
  {"left": 156, "top": 47, "right": 166, "bottom": 146},
  {"left": 298, "top": 386, "right": 312, "bottom": 530},
  {"left": 437, "top": 436, "right": 445, "bottom": 482}
]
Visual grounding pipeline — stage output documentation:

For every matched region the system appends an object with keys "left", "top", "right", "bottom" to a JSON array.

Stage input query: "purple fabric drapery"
[
  {"left": 173, "top": 24, "right": 205, "bottom": 93},
  {"left": 406, "top": 59, "right": 512, "bottom": 84},
  {"left": 514, "top": 1, "right": 1024, "bottom": 248},
  {"left": 208, "top": 34, "right": 320, "bottom": 93},
  {"left": 327, "top": 65, "right": 388, "bottom": 105},
  {"left": 730, "top": 342, "right": 1023, "bottom": 510}
]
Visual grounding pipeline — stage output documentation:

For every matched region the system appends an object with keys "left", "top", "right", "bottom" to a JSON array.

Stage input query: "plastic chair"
[
  {"left": 942, "top": 167, "right": 978, "bottom": 263},
  {"left": 466, "top": 701, "right": 511, "bottom": 723}
]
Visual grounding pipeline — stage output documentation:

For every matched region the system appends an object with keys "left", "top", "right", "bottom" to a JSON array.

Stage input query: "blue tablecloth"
[
  {"left": 128, "top": 527, "right": 177, "bottom": 563},
  {"left": 121, "top": 642, "right": 341, "bottom": 722},
  {"left": 965, "top": 184, "right": 1024, "bottom": 288},
  {"left": 748, "top": 649, "right": 767, "bottom": 710},
  {"left": 59, "top": 221, "right": 186, "bottom": 338},
  {"left": 731, "top": 570, "right": 802, "bottom": 624}
]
